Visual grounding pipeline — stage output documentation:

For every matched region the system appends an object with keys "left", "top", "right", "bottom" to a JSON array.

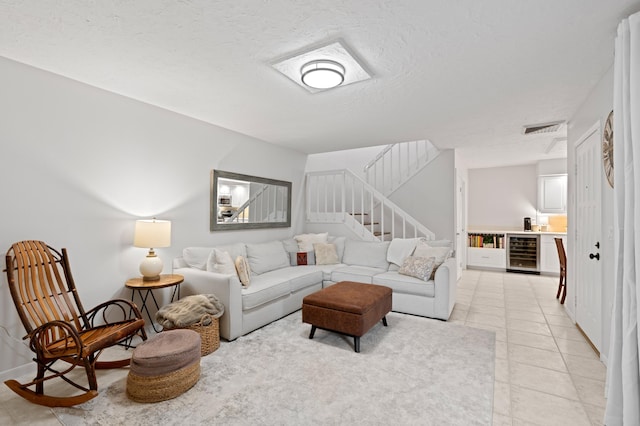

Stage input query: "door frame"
[{"left": 455, "top": 171, "right": 466, "bottom": 280}]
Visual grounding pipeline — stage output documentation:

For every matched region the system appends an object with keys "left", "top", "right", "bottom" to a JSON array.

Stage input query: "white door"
[
  {"left": 456, "top": 172, "right": 466, "bottom": 279},
  {"left": 575, "top": 125, "right": 602, "bottom": 351}
]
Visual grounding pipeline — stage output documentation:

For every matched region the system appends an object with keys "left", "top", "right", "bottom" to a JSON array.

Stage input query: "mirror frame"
[{"left": 210, "top": 170, "right": 292, "bottom": 231}]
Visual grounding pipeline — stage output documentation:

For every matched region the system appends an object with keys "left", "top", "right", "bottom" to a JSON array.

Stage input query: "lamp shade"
[{"left": 134, "top": 219, "right": 171, "bottom": 249}]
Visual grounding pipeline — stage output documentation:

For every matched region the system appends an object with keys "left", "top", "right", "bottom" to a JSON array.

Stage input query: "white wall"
[
  {"left": 566, "top": 64, "right": 614, "bottom": 361},
  {"left": 468, "top": 165, "right": 538, "bottom": 230},
  {"left": 0, "top": 57, "right": 308, "bottom": 375},
  {"left": 305, "top": 145, "right": 385, "bottom": 180},
  {"left": 537, "top": 158, "right": 567, "bottom": 175},
  {"left": 389, "top": 150, "right": 456, "bottom": 241}
]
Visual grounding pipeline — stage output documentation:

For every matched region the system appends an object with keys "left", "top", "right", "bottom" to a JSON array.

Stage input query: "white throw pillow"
[
  {"left": 294, "top": 232, "right": 328, "bottom": 252},
  {"left": 245, "top": 241, "right": 290, "bottom": 275},
  {"left": 398, "top": 256, "right": 436, "bottom": 281},
  {"left": 206, "top": 249, "right": 237, "bottom": 275},
  {"left": 327, "top": 236, "right": 346, "bottom": 262},
  {"left": 313, "top": 243, "right": 339, "bottom": 265}
]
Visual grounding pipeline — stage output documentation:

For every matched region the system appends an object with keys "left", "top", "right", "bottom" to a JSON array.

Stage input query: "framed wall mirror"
[{"left": 210, "top": 170, "right": 292, "bottom": 231}]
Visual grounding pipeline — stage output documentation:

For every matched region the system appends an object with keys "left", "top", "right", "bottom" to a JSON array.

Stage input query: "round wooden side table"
[{"left": 125, "top": 274, "right": 184, "bottom": 333}]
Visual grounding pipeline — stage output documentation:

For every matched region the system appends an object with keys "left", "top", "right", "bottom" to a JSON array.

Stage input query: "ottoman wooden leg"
[
  {"left": 309, "top": 325, "right": 317, "bottom": 339},
  {"left": 382, "top": 316, "right": 388, "bottom": 327},
  {"left": 354, "top": 336, "right": 360, "bottom": 353}
]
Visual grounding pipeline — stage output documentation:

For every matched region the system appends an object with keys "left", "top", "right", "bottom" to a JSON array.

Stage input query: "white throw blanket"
[
  {"left": 386, "top": 238, "right": 419, "bottom": 266},
  {"left": 155, "top": 294, "right": 225, "bottom": 329}
]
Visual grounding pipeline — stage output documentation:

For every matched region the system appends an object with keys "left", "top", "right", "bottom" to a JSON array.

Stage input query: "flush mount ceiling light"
[
  {"left": 301, "top": 60, "right": 345, "bottom": 89},
  {"left": 272, "top": 40, "right": 371, "bottom": 93}
]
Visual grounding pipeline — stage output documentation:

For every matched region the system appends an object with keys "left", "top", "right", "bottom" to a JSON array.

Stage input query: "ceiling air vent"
[{"left": 522, "top": 121, "right": 565, "bottom": 135}]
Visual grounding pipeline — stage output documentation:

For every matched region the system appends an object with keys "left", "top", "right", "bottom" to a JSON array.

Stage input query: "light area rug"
[{"left": 54, "top": 311, "right": 495, "bottom": 425}]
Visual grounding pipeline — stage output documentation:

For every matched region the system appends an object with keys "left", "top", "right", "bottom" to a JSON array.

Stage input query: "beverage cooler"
[{"left": 507, "top": 234, "right": 540, "bottom": 274}]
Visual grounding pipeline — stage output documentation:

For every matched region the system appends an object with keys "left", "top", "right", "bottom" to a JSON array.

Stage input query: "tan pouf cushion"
[{"left": 126, "top": 329, "right": 201, "bottom": 403}]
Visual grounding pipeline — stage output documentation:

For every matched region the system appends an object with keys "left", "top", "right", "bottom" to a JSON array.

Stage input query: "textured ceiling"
[{"left": 1, "top": 1, "right": 639, "bottom": 168}]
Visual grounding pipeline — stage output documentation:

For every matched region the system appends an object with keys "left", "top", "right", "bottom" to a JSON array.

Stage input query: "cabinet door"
[
  {"left": 539, "top": 175, "right": 567, "bottom": 213},
  {"left": 540, "top": 235, "right": 566, "bottom": 273}
]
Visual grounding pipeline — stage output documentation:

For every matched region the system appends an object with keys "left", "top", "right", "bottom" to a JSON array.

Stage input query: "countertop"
[{"left": 468, "top": 229, "right": 567, "bottom": 236}]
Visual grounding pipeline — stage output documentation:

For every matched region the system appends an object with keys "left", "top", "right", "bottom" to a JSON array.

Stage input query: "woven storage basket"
[
  {"left": 170, "top": 315, "right": 220, "bottom": 356},
  {"left": 127, "top": 360, "right": 200, "bottom": 403}
]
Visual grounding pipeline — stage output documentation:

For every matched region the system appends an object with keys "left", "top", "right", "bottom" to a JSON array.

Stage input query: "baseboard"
[{"left": 0, "top": 362, "right": 33, "bottom": 384}]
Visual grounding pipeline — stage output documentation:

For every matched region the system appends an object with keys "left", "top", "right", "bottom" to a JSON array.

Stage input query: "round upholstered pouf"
[{"left": 126, "top": 329, "right": 201, "bottom": 403}]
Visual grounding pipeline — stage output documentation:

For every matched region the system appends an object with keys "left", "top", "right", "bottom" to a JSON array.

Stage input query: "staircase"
[
  {"left": 306, "top": 140, "right": 441, "bottom": 241},
  {"left": 305, "top": 169, "right": 434, "bottom": 241},
  {"left": 226, "top": 183, "right": 287, "bottom": 223},
  {"left": 364, "top": 140, "right": 440, "bottom": 196}
]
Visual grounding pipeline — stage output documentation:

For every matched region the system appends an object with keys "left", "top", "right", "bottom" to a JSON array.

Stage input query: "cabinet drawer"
[{"left": 467, "top": 247, "right": 506, "bottom": 268}]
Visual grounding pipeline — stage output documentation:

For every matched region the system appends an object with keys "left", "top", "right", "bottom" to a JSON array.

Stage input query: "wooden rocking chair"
[{"left": 4, "top": 240, "right": 147, "bottom": 407}]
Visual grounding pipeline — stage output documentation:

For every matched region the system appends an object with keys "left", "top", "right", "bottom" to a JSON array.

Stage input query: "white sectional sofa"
[{"left": 173, "top": 235, "right": 457, "bottom": 341}]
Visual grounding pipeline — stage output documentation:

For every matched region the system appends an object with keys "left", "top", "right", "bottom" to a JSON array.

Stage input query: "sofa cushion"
[
  {"left": 290, "top": 270, "right": 323, "bottom": 292},
  {"left": 216, "top": 243, "right": 248, "bottom": 261},
  {"left": 372, "top": 271, "right": 435, "bottom": 297},
  {"left": 294, "top": 232, "right": 328, "bottom": 251},
  {"left": 421, "top": 238, "right": 453, "bottom": 248},
  {"left": 246, "top": 241, "right": 290, "bottom": 275},
  {"left": 241, "top": 276, "right": 291, "bottom": 310},
  {"left": 182, "top": 247, "right": 214, "bottom": 270},
  {"left": 398, "top": 256, "right": 436, "bottom": 281},
  {"left": 387, "top": 238, "right": 419, "bottom": 266},
  {"left": 342, "top": 240, "right": 390, "bottom": 270},
  {"left": 330, "top": 265, "right": 387, "bottom": 284},
  {"left": 314, "top": 243, "right": 339, "bottom": 265}
]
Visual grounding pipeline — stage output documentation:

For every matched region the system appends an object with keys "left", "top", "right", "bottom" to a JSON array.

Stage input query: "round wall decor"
[{"left": 602, "top": 110, "right": 614, "bottom": 188}]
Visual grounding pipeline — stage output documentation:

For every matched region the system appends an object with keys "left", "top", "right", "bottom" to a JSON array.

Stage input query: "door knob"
[{"left": 589, "top": 253, "right": 600, "bottom": 260}]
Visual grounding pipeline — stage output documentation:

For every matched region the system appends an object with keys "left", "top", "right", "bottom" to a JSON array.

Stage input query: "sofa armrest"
[
  {"left": 433, "top": 257, "right": 457, "bottom": 320},
  {"left": 174, "top": 267, "right": 243, "bottom": 341}
]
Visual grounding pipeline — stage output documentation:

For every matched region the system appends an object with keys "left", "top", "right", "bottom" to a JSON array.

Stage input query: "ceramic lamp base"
[{"left": 140, "top": 253, "right": 163, "bottom": 281}]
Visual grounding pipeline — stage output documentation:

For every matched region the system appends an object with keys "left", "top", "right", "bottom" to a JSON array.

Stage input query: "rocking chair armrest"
[
  {"left": 84, "top": 298, "right": 144, "bottom": 328},
  {"left": 28, "top": 320, "right": 84, "bottom": 356}
]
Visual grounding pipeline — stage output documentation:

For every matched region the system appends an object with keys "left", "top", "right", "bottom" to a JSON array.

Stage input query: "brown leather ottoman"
[{"left": 302, "top": 281, "right": 392, "bottom": 352}]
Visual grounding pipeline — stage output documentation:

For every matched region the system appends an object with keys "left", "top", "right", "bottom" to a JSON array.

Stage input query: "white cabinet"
[
  {"left": 540, "top": 234, "right": 567, "bottom": 274},
  {"left": 538, "top": 174, "right": 567, "bottom": 213},
  {"left": 467, "top": 247, "right": 506, "bottom": 269}
]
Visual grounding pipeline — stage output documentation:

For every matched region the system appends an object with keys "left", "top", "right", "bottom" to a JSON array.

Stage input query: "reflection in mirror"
[{"left": 211, "top": 170, "right": 292, "bottom": 231}]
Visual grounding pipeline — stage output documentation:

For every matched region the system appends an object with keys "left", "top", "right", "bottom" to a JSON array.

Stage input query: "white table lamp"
[{"left": 133, "top": 218, "right": 171, "bottom": 281}]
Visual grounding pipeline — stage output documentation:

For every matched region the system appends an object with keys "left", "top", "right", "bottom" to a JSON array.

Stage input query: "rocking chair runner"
[{"left": 4, "top": 240, "right": 148, "bottom": 407}]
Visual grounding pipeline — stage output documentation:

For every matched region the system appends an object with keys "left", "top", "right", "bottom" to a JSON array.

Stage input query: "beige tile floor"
[
  {"left": 0, "top": 269, "right": 607, "bottom": 425},
  {"left": 451, "top": 269, "right": 607, "bottom": 426}
]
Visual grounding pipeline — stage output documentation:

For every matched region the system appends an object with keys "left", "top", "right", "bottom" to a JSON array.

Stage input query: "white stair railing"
[
  {"left": 226, "top": 184, "right": 287, "bottom": 223},
  {"left": 306, "top": 169, "right": 435, "bottom": 241},
  {"left": 364, "top": 140, "right": 440, "bottom": 196}
]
